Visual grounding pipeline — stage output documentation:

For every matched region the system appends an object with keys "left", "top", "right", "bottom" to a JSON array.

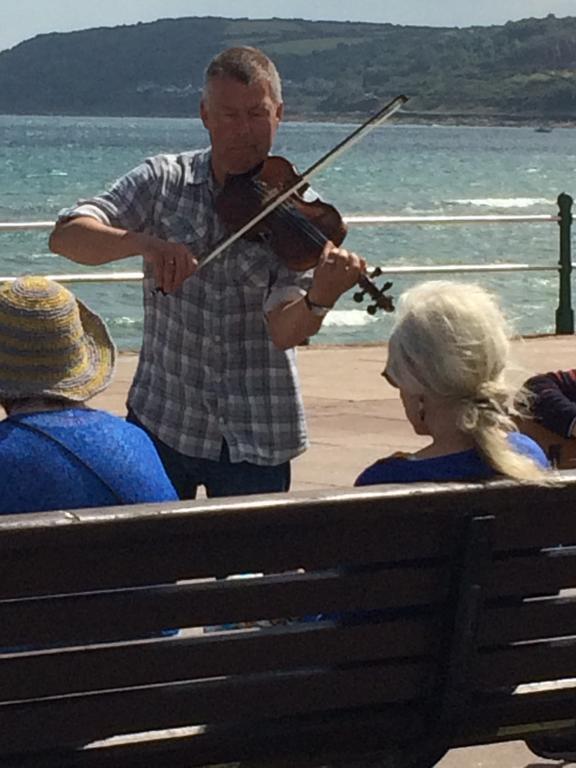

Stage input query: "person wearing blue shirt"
[
  {"left": 355, "top": 281, "right": 550, "bottom": 487},
  {"left": 355, "top": 431, "right": 547, "bottom": 485},
  {"left": 0, "top": 275, "right": 178, "bottom": 514},
  {"left": 351, "top": 281, "right": 570, "bottom": 761}
]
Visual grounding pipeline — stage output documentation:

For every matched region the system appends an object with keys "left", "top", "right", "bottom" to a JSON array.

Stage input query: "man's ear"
[{"left": 275, "top": 102, "right": 284, "bottom": 123}]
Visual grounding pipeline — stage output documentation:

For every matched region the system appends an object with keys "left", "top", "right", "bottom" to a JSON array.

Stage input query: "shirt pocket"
[
  {"left": 156, "top": 211, "right": 210, "bottom": 256},
  {"left": 228, "top": 242, "right": 275, "bottom": 290}
]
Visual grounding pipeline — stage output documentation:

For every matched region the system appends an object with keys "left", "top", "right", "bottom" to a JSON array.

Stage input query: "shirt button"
[
  {"left": 214, "top": 335, "right": 221, "bottom": 342},
  {"left": 218, "top": 416, "right": 225, "bottom": 425}
]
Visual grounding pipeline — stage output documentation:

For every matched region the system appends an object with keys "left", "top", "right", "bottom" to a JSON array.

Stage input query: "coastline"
[
  {"left": 284, "top": 112, "right": 576, "bottom": 128},
  {"left": 1, "top": 110, "right": 574, "bottom": 129}
]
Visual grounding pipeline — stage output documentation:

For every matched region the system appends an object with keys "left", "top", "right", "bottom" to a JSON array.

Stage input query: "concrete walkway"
[{"left": 95, "top": 334, "right": 574, "bottom": 492}]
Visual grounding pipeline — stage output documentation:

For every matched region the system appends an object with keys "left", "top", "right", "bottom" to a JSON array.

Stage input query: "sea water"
[{"left": 0, "top": 114, "right": 574, "bottom": 348}]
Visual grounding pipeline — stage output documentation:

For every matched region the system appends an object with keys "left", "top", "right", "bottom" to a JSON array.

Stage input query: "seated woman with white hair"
[
  {"left": 355, "top": 280, "right": 550, "bottom": 486},
  {"left": 0, "top": 275, "right": 178, "bottom": 514}
]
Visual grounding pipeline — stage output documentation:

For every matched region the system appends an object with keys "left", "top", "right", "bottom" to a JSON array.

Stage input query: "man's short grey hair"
[{"left": 203, "top": 46, "right": 282, "bottom": 104}]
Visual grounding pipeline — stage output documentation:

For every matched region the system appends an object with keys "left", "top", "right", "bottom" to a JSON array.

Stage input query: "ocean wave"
[
  {"left": 445, "top": 197, "right": 554, "bottom": 209},
  {"left": 25, "top": 170, "right": 68, "bottom": 178},
  {"left": 323, "top": 309, "right": 378, "bottom": 327},
  {"left": 27, "top": 252, "right": 54, "bottom": 260},
  {"left": 109, "top": 316, "right": 141, "bottom": 327}
]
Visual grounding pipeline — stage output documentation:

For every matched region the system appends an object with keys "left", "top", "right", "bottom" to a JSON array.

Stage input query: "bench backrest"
[{"left": 1, "top": 475, "right": 575, "bottom": 767}]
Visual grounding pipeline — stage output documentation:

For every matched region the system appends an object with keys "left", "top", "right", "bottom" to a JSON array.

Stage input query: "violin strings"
[
  {"left": 252, "top": 180, "right": 328, "bottom": 249},
  {"left": 250, "top": 180, "right": 387, "bottom": 301}
]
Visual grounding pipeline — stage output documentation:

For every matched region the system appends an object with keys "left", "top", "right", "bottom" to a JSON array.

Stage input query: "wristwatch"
[{"left": 304, "top": 292, "right": 333, "bottom": 317}]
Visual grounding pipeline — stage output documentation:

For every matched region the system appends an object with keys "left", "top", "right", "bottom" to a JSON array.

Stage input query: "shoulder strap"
[{"left": 13, "top": 419, "right": 127, "bottom": 505}]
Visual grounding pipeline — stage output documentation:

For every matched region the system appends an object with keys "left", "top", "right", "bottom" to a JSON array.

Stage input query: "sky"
[{"left": 2, "top": 0, "right": 576, "bottom": 53}]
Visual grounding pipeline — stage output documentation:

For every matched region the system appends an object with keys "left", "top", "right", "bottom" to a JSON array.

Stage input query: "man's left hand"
[{"left": 307, "top": 243, "right": 367, "bottom": 308}]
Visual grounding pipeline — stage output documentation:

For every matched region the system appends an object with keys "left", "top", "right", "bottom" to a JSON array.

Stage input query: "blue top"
[
  {"left": 0, "top": 408, "right": 178, "bottom": 514},
  {"left": 355, "top": 432, "right": 549, "bottom": 486}
]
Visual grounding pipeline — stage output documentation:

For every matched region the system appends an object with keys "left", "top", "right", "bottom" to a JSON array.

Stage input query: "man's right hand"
[
  {"left": 140, "top": 236, "right": 199, "bottom": 294},
  {"left": 50, "top": 218, "right": 198, "bottom": 293}
]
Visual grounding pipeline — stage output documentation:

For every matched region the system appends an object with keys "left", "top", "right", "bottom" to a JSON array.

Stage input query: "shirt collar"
[{"left": 188, "top": 148, "right": 216, "bottom": 191}]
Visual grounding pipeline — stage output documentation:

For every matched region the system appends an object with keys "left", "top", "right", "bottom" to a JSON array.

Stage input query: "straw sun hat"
[{"left": 0, "top": 276, "right": 116, "bottom": 402}]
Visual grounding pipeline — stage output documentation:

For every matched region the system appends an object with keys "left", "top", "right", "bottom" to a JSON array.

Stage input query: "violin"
[
  {"left": 215, "top": 155, "right": 394, "bottom": 314},
  {"left": 198, "top": 94, "right": 408, "bottom": 314}
]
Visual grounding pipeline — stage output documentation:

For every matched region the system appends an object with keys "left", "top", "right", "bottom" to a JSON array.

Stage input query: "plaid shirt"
[{"left": 60, "top": 149, "right": 313, "bottom": 465}]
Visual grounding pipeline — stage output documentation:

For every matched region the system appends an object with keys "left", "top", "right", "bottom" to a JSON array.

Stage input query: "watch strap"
[{"left": 304, "top": 292, "right": 333, "bottom": 317}]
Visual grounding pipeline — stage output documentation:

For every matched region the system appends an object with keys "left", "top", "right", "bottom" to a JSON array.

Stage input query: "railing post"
[{"left": 556, "top": 192, "right": 574, "bottom": 334}]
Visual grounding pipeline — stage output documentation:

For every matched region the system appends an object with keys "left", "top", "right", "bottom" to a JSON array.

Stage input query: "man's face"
[{"left": 201, "top": 75, "right": 283, "bottom": 183}]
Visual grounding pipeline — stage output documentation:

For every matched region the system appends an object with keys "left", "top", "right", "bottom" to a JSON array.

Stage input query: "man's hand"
[
  {"left": 50, "top": 218, "right": 200, "bottom": 292},
  {"left": 266, "top": 243, "right": 366, "bottom": 350},
  {"left": 307, "top": 242, "right": 367, "bottom": 308},
  {"left": 141, "top": 236, "right": 199, "bottom": 294}
]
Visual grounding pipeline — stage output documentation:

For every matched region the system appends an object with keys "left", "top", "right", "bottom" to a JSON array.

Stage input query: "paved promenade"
[
  {"left": 93, "top": 335, "right": 575, "bottom": 767},
  {"left": 95, "top": 334, "right": 574, "bottom": 492}
]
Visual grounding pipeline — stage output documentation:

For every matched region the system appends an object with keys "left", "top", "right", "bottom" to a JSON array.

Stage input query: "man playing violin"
[{"left": 49, "top": 46, "right": 364, "bottom": 498}]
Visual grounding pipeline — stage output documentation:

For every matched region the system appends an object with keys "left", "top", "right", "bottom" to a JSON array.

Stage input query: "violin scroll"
[{"left": 353, "top": 267, "right": 394, "bottom": 314}]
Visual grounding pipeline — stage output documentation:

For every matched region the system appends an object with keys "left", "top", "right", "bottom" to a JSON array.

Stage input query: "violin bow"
[{"left": 197, "top": 94, "right": 409, "bottom": 271}]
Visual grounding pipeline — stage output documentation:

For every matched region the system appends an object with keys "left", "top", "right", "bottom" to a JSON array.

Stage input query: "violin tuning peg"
[
  {"left": 354, "top": 275, "right": 394, "bottom": 314},
  {"left": 369, "top": 266, "right": 382, "bottom": 279},
  {"left": 383, "top": 297, "right": 395, "bottom": 312}
]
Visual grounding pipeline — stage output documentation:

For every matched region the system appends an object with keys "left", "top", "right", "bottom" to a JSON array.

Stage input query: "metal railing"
[{"left": 1, "top": 192, "right": 573, "bottom": 332}]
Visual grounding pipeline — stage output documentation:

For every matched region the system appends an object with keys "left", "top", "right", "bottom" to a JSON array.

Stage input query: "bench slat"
[
  {"left": 0, "top": 705, "right": 431, "bottom": 768},
  {"left": 0, "top": 512, "right": 461, "bottom": 599},
  {"left": 1, "top": 480, "right": 574, "bottom": 600},
  {"left": 454, "top": 686, "right": 576, "bottom": 746},
  {"left": 0, "top": 662, "right": 432, "bottom": 753},
  {"left": 481, "top": 596, "right": 576, "bottom": 645},
  {"left": 0, "top": 616, "right": 442, "bottom": 702},
  {"left": 1, "top": 478, "right": 573, "bottom": 547},
  {"left": 1, "top": 549, "right": 572, "bottom": 647},
  {"left": 477, "top": 639, "right": 576, "bottom": 688},
  {"left": 489, "top": 551, "right": 576, "bottom": 597},
  {"left": 0, "top": 565, "right": 451, "bottom": 646}
]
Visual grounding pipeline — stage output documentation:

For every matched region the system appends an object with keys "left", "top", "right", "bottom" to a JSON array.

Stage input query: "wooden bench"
[{"left": 1, "top": 474, "right": 576, "bottom": 768}]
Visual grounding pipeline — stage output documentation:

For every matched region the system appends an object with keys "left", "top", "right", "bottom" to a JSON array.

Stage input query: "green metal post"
[{"left": 556, "top": 192, "right": 573, "bottom": 334}]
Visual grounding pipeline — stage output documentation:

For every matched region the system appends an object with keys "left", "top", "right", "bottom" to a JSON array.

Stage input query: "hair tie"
[{"left": 472, "top": 396, "right": 507, "bottom": 416}]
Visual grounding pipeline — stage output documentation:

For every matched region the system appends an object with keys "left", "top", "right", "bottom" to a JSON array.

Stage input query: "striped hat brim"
[{"left": 0, "top": 277, "right": 116, "bottom": 402}]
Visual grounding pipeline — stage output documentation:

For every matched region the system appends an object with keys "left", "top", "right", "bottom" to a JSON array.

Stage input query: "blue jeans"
[{"left": 126, "top": 411, "right": 291, "bottom": 499}]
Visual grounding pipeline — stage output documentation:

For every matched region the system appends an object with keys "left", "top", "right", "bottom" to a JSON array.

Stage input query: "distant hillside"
[{"left": 1, "top": 15, "right": 575, "bottom": 123}]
